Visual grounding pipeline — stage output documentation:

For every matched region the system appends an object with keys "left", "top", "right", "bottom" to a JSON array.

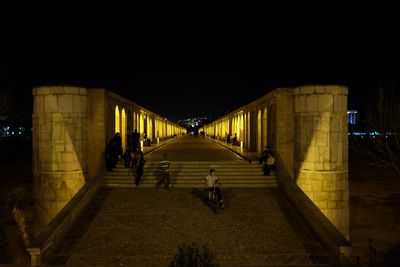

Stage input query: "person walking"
[
  {"left": 132, "top": 147, "right": 145, "bottom": 186},
  {"left": 159, "top": 153, "right": 171, "bottom": 189}
]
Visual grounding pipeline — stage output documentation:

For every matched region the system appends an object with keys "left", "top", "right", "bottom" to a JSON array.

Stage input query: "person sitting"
[
  {"left": 259, "top": 145, "right": 272, "bottom": 164},
  {"left": 203, "top": 168, "right": 224, "bottom": 208},
  {"left": 263, "top": 152, "right": 276, "bottom": 176},
  {"left": 232, "top": 133, "right": 237, "bottom": 145},
  {"left": 226, "top": 134, "right": 231, "bottom": 143},
  {"left": 145, "top": 138, "right": 152, "bottom": 146}
]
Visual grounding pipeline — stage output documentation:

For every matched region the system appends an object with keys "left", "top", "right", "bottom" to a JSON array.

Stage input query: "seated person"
[
  {"left": 259, "top": 145, "right": 272, "bottom": 164},
  {"left": 263, "top": 152, "right": 275, "bottom": 176}
]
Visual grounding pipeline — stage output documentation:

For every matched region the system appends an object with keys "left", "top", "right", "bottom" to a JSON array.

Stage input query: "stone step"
[
  {"left": 106, "top": 160, "right": 277, "bottom": 188},
  {"left": 116, "top": 165, "right": 264, "bottom": 170},
  {"left": 103, "top": 182, "right": 278, "bottom": 188},
  {"left": 103, "top": 175, "right": 278, "bottom": 188},
  {"left": 108, "top": 174, "right": 277, "bottom": 179},
  {"left": 111, "top": 167, "right": 267, "bottom": 174},
  {"left": 104, "top": 177, "right": 277, "bottom": 183},
  {"left": 118, "top": 160, "right": 255, "bottom": 164}
]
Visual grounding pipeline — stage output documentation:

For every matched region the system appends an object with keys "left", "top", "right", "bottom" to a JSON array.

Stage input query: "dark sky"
[{"left": 1, "top": 1, "right": 399, "bottom": 121}]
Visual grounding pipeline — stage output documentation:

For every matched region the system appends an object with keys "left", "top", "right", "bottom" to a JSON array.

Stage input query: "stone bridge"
[{"left": 28, "top": 85, "right": 350, "bottom": 267}]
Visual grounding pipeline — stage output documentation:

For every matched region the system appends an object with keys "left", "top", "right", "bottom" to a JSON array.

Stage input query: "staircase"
[{"left": 103, "top": 160, "right": 277, "bottom": 188}]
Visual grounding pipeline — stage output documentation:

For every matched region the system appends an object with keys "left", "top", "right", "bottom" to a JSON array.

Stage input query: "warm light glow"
[
  {"left": 263, "top": 107, "right": 267, "bottom": 148},
  {"left": 257, "top": 109, "right": 262, "bottom": 152},
  {"left": 121, "top": 108, "right": 126, "bottom": 152},
  {"left": 115, "top": 106, "right": 120, "bottom": 134}
]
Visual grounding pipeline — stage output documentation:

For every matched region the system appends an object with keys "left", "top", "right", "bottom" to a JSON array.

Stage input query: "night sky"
[{"left": 1, "top": 1, "right": 399, "bottom": 121}]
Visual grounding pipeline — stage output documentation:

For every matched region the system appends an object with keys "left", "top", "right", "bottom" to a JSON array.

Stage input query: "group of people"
[
  {"left": 105, "top": 132, "right": 123, "bottom": 172},
  {"left": 225, "top": 133, "right": 237, "bottom": 145},
  {"left": 106, "top": 132, "right": 274, "bottom": 211}
]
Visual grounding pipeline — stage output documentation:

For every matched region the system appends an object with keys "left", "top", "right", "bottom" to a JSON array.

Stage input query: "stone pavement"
[
  {"left": 206, "top": 137, "right": 261, "bottom": 163},
  {"left": 48, "top": 188, "right": 337, "bottom": 267},
  {"left": 141, "top": 135, "right": 260, "bottom": 163}
]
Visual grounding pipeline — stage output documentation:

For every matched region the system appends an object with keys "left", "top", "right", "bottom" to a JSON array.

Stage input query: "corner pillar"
[
  {"left": 293, "top": 85, "right": 349, "bottom": 240},
  {"left": 32, "top": 86, "right": 87, "bottom": 229}
]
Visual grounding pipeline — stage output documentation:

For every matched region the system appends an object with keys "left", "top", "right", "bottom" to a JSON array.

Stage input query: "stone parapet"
[{"left": 32, "top": 86, "right": 88, "bottom": 229}]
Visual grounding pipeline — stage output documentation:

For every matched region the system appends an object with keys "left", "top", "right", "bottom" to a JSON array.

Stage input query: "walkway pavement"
[
  {"left": 46, "top": 135, "right": 338, "bottom": 266},
  {"left": 206, "top": 137, "right": 261, "bottom": 162},
  {"left": 141, "top": 135, "right": 260, "bottom": 163},
  {"left": 49, "top": 188, "right": 336, "bottom": 267}
]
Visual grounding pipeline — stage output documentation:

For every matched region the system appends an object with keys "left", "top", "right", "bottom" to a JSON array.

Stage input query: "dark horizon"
[{"left": 1, "top": 1, "right": 399, "bottom": 121}]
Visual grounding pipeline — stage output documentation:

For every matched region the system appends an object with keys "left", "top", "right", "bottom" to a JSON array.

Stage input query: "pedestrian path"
[
  {"left": 206, "top": 137, "right": 261, "bottom": 162},
  {"left": 48, "top": 188, "right": 338, "bottom": 267},
  {"left": 43, "top": 135, "right": 339, "bottom": 267}
]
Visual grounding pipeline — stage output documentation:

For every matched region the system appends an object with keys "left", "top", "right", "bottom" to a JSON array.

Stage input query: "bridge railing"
[
  {"left": 26, "top": 176, "right": 102, "bottom": 267},
  {"left": 368, "top": 239, "right": 400, "bottom": 267}
]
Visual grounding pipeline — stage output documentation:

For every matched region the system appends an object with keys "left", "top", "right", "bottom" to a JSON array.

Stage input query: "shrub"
[
  {"left": 6, "top": 187, "right": 30, "bottom": 247},
  {"left": 170, "top": 241, "right": 219, "bottom": 267},
  {"left": 7, "top": 187, "right": 28, "bottom": 209}
]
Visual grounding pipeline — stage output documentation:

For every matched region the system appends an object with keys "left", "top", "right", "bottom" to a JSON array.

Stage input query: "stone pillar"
[
  {"left": 87, "top": 89, "right": 106, "bottom": 180},
  {"left": 293, "top": 85, "right": 349, "bottom": 240},
  {"left": 32, "top": 86, "right": 87, "bottom": 229},
  {"left": 275, "top": 88, "right": 294, "bottom": 179}
]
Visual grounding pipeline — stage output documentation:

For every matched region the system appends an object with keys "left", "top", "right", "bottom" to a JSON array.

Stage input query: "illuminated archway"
[
  {"left": 121, "top": 108, "right": 126, "bottom": 152},
  {"left": 115, "top": 105, "right": 120, "bottom": 134},
  {"left": 263, "top": 107, "right": 267, "bottom": 149},
  {"left": 257, "top": 109, "right": 262, "bottom": 152},
  {"left": 247, "top": 112, "right": 251, "bottom": 149},
  {"left": 133, "top": 111, "right": 136, "bottom": 131},
  {"left": 139, "top": 112, "right": 144, "bottom": 138}
]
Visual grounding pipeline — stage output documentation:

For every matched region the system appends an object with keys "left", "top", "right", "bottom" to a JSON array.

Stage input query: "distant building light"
[{"left": 347, "top": 110, "right": 358, "bottom": 125}]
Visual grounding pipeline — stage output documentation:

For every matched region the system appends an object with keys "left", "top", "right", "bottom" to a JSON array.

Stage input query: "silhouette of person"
[
  {"left": 158, "top": 153, "right": 171, "bottom": 189},
  {"left": 132, "top": 147, "right": 145, "bottom": 185}
]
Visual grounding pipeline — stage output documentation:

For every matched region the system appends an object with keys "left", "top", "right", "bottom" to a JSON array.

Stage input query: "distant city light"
[
  {"left": 178, "top": 117, "right": 207, "bottom": 128},
  {"left": 347, "top": 110, "right": 358, "bottom": 125}
]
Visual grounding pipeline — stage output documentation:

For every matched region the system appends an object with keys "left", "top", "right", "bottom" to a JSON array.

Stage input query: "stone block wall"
[
  {"left": 32, "top": 86, "right": 87, "bottom": 229},
  {"left": 87, "top": 89, "right": 107, "bottom": 180},
  {"left": 293, "top": 85, "right": 349, "bottom": 239},
  {"left": 275, "top": 88, "right": 294, "bottom": 179}
]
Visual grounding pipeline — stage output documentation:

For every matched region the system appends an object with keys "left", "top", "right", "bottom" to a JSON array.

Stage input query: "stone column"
[
  {"left": 293, "top": 85, "right": 349, "bottom": 240},
  {"left": 32, "top": 86, "right": 87, "bottom": 229},
  {"left": 87, "top": 89, "right": 106, "bottom": 180},
  {"left": 275, "top": 88, "right": 294, "bottom": 179}
]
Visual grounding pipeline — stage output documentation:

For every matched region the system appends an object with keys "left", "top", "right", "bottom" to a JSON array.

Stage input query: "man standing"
[
  {"left": 132, "top": 147, "right": 145, "bottom": 186},
  {"left": 159, "top": 153, "right": 171, "bottom": 189}
]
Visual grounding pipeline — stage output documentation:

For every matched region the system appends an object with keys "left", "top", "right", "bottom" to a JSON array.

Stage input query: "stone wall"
[
  {"left": 275, "top": 88, "right": 294, "bottom": 179},
  {"left": 293, "top": 85, "right": 349, "bottom": 239},
  {"left": 32, "top": 86, "right": 186, "bottom": 229},
  {"left": 32, "top": 86, "right": 87, "bottom": 228},
  {"left": 87, "top": 89, "right": 107, "bottom": 180},
  {"left": 204, "top": 85, "right": 350, "bottom": 241}
]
